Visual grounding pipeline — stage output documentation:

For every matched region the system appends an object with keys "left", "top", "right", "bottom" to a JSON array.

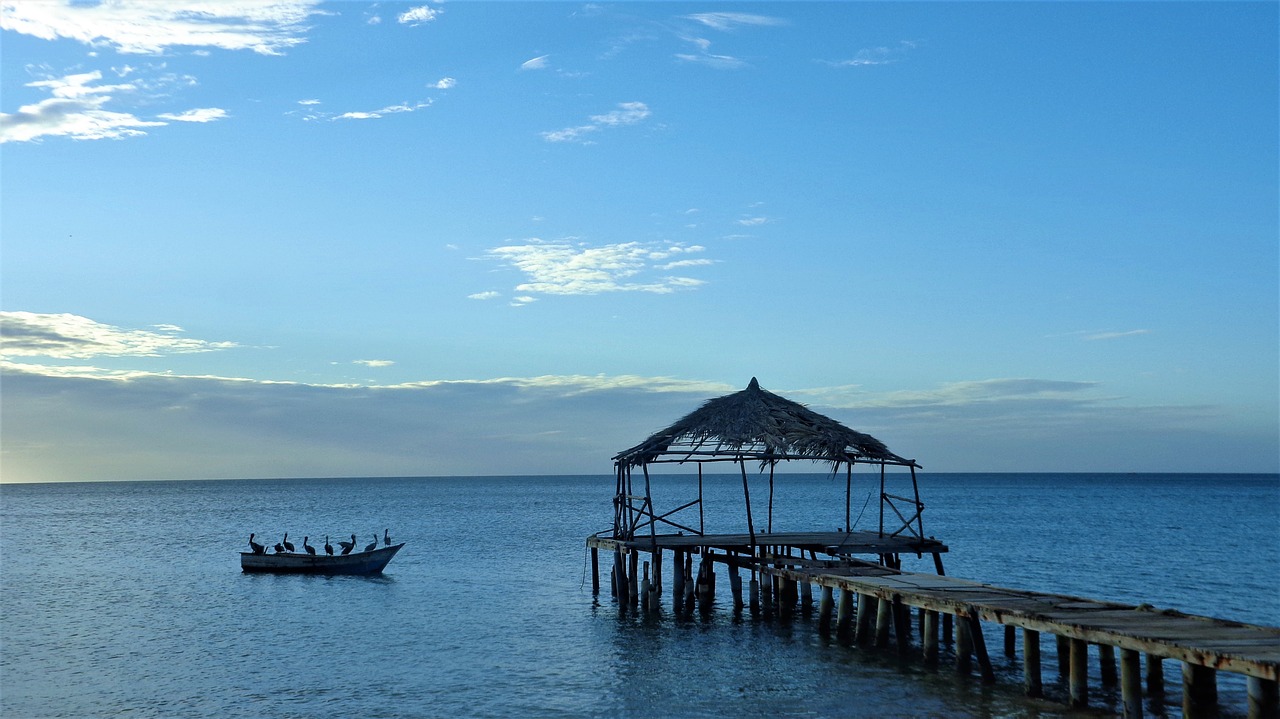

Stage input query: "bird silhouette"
[
  {"left": 248, "top": 533, "right": 266, "bottom": 555},
  {"left": 339, "top": 534, "right": 356, "bottom": 555},
  {"left": 324, "top": 535, "right": 334, "bottom": 556},
  {"left": 282, "top": 533, "right": 295, "bottom": 553},
  {"left": 364, "top": 534, "right": 378, "bottom": 553},
  {"left": 273, "top": 542, "right": 285, "bottom": 553},
  {"left": 303, "top": 536, "right": 316, "bottom": 556},
  {"left": 383, "top": 529, "right": 391, "bottom": 546}
]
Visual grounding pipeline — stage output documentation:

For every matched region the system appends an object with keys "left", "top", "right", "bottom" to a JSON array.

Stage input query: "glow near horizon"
[{"left": 0, "top": 2, "right": 1276, "bottom": 482}]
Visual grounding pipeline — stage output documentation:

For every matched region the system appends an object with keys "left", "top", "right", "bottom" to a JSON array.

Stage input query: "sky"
[{"left": 1, "top": 1, "right": 1277, "bottom": 483}]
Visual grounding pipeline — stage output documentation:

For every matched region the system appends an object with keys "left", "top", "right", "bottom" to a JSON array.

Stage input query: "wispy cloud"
[
  {"left": 520, "top": 54, "right": 550, "bottom": 71},
  {"left": 0, "top": 312, "right": 237, "bottom": 359},
  {"left": 432, "top": 77, "right": 456, "bottom": 90},
  {"left": 397, "top": 5, "right": 441, "bottom": 26},
  {"left": 354, "top": 359, "right": 394, "bottom": 368},
  {"left": 157, "top": 107, "right": 227, "bottom": 122},
  {"left": 334, "top": 100, "right": 432, "bottom": 121},
  {"left": 736, "top": 216, "right": 769, "bottom": 226},
  {"left": 0, "top": 0, "right": 321, "bottom": 55},
  {"left": 683, "top": 13, "right": 786, "bottom": 31},
  {"left": 468, "top": 291, "right": 500, "bottom": 301},
  {"left": 541, "top": 101, "right": 650, "bottom": 143},
  {"left": 1084, "top": 329, "right": 1151, "bottom": 341},
  {"left": 482, "top": 239, "right": 707, "bottom": 296},
  {"left": 826, "top": 40, "right": 919, "bottom": 68}
]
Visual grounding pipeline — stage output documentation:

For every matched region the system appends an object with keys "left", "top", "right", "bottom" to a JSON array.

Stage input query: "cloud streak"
[
  {"left": 541, "top": 101, "right": 650, "bottom": 143},
  {"left": 0, "top": 312, "right": 237, "bottom": 359},
  {"left": 482, "top": 239, "right": 707, "bottom": 296},
  {"left": 0, "top": 0, "right": 322, "bottom": 55}
]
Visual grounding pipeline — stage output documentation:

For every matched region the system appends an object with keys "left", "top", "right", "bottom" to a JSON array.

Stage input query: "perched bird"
[
  {"left": 383, "top": 529, "right": 391, "bottom": 547},
  {"left": 282, "top": 533, "right": 295, "bottom": 553},
  {"left": 248, "top": 533, "right": 266, "bottom": 555},
  {"left": 364, "top": 534, "right": 378, "bottom": 553},
  {"left": 339, "top": 534, "right": 356, "bottom": 555},
  {"left": 324, "top": 536, "right": 334, "bottom": 556},
  {"left": 273, "top": 542, "right": 285, "bottom": 553},
  {"left": 303, "top": 536, "right": 316, "bottom": 556}
]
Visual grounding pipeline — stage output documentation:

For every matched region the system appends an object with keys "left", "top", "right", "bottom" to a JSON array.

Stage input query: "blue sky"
[{"left": 2, "top": 1, "right": 1276, "bottom": 482}]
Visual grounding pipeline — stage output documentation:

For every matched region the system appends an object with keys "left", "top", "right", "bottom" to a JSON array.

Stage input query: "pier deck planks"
[{"left": 587, "top": 532, "right": 1280, "bottom": 682}]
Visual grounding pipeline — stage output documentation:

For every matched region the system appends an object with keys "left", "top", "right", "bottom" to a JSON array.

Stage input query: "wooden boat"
[{"left": 240, "top": 543, "right": 405, "bottom": 575}]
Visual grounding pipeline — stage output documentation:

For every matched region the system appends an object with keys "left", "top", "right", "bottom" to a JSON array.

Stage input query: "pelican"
[
  {"left": 273, "top": 542, "right": 285, "bottom": 553},
  {"left": 282, "top": 533, "right": 295, "bottom": 553},
  {"left": 339, "top": 534, "right": 356, "bottom": 555},
  {"left": 324, "top": 535, "right": 334, "bottom": 556},
  {"left": 248, "top": 533, "right": 266, "bottom": 555},
  {"left": 303, "top": 536, "right": 316, "bottom": 556},
  {"left": 383, "top": 529, "right": 391, "bottom": 546},
  {"left": 364, "top": 534, "right": 378, "bottom": 553}
]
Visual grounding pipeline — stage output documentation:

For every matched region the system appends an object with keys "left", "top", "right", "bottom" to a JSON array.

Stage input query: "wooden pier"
[
  {"left": 594, "top": 379, "right": 1280, "bottom": 718},
  {"left": 588, "top": 532, "right": 1280, "bottom": 719}
]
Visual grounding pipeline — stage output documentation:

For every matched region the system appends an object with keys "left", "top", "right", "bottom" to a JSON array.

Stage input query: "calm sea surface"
[{"left": 2, "top": 473, "right": 1276, "bottom": 718}]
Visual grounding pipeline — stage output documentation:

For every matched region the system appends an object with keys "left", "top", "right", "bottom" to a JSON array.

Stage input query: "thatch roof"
[{"left": 614, "top": 377, "right": 914, "bottom": 468}]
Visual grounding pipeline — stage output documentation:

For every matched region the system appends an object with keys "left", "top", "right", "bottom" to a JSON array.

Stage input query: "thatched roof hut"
[
  {"left": 614, "top": 377, "right": 914, "bottom": 468},
  {"left": 610, "top": 378, "right": 925, "bottom": 547}
]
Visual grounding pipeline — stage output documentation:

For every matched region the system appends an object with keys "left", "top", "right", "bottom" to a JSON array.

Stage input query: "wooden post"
[
  {"left": 591, "top": 546, "right": 599, "bottom": 595},
  {"left": 955, "top": 613, "right": 973, "bottom": 675},
  {"left": 672, "top": 550, "right": 684, "bottom": 607},
  {"left": 652, "top": 550, "right": 662, "bottom": 596},
  {"left": 836, "top": 588, "right": 854, "bottom": 642},
  {"left": 1057, "top": 635, "right": 1070, "bottom": 678},
  {"left": 922, "top": 610, "right": 939, "bottom": 665},
  {"left": 1004, "top": 625, "right": 1016, "bottom": 658},
  {"left": 1182, "top": 662, "right": 1217, "bottom": 719},
  {"left": 875, "top": 594, "right": 893, "bottom": 648},
  {"left": 1099, "top": 643, "right": 1117, "bottom": 686},
  {"left": 818, "top": 585, "right": 834, "bottom": 632},
  {"left": 696, "top": 554, "right": 715, "bottom": 609},
  {"left": 1248, "top": 677, "right": 1279, "bottom": 719},
  {"left": 640, "top": 561, "right": 652, "bottom": 613},
  {"left": 967, "top": 609, "right": 996, "bottom": 684},
  {"left": 748, "top": 574, "right": 760, "bottom": 614},
  {"left": 1069, "top": 638, "right": 1089, "bottom": 709},
  {"left": 628, "top": 550, "right": 639, "bottom": 606},
  {"left": 856, "top": 594, "right": 877, "bottom": 645},
  {"left": 613, "top": 548, "right": 628, "bottom": 604},
  {"left": 892, "top": 597, "right": 912, "bottom": 656},
  {"left": 1023, "top": 629, "right": 1042, "bottom": 698},
  {"left": 730, "top": 567, "right": 743, "bottom": 612},
  {"left": 800, "top": 579, "right": 812, "bottom": 609},
  {"left": 1120, "top": 648, "right": 1143, "bottom": 719},
  {"left": 778, "top": 576, "right": 792, "bottom": 618},
  {"left": 761, "top": 573, "right": 774, "bottom": 614},
  {"left": 1146, "top": 653, "right": 1164, "bottom": 696}
]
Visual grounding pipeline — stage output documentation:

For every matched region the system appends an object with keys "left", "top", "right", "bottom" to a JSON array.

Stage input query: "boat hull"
[{"left": 241, "top": 543, "right": 404, "bottom": 575}]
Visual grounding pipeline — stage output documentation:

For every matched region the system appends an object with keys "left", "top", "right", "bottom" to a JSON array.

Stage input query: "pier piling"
[{"left": 1023, "top": 629, "right": 1042, "bottom": 698}]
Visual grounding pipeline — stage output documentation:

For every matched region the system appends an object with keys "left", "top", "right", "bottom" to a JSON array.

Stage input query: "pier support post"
[
  {"left": 613, "top": 548, "right": 628, "bottom": 604},
  {"left": 1146, "top": 654, "right": 1164, "bottom": 695},
  {"left": 748, "top": 574, "right": 760, "bottom": 614},
  {"left": 1023, "top": 629, "right": 1042, "bottom": 698},
  {"left": 1099, "top": 644, "right": 1117, "bottom": 686},
  {"left": 1182, "top": 663, "right": 1218, "bottom": 719},
  {"left": 761, "top": 573, "right": 773, "bottom": 615},
  {"left": 1248, "top": 677, "right": 1279, "bottom": 719},
  {"left": 875, "top": 594, "right": 893, "bottom": 648},
  {"left": 800, "top": 579, "right": 812, "bottom": 611},
  {"left": 640, "top": 561, "right": 652, "bottom": 613},
  {"left": 942, "top": 613, "right": 953, "bottom": 645},
  {"left": 730, "top": 568, "right": 743, "bottom": 612},
  {"left": 922, "top": 610, "right": 939, "bottom": 666},
  {"left": 652, "top": 550, "right": 662, "bottom": 596},
  {"left": 967, "top": 609, "right": 996, "bottom": 684},
  {"left": 628, "top": 550, "right": 639, "bottom": 607},
  {"left": 1004, "top": 625, "right": 1016, "bottom": 658},
  {"left": 1069, "top": 638, "right": 1089, "bottom": 709},
  {"left": 818, "top": 586, "right": 834, "bottom": 633},
  {"left": 1120, "top": 648, "right": 1143, "bottom": 719},
  {"left": 778, "top": 576, "right": 793, "bottom": 618},
  {"left": 591, "top": 547, "right": 599, "bottom": 595},
  {"left": 672, "top": 551, "right": 685, "bottom": 608},
  {"left": 696, "top": 555, "right": 715, "bottom": 609},
  {"left": 1057, "top": 635, "right": 1070, "bottom": 678},
  {"left": 856, "top": 594, "right": 876, "bottom": 645},
  {"left": 955, "top": 613, "right": 973, "bottom": 675},
  {"left": 836, "top": 589, "right": 855, "bottom": 643}
]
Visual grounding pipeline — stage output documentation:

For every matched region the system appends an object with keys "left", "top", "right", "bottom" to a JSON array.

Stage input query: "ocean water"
[{"left": 1, "top": 473, "right": 1276, "bottom": 719}]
